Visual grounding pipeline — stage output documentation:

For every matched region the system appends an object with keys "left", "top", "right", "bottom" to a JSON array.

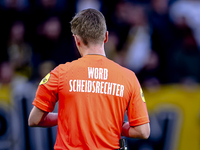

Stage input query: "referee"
[{"left": 28, "top": 8, "right": 150, "bottom": 150}]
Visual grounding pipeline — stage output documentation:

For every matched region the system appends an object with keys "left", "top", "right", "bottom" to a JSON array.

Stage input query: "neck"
[{"left": 80, "top": 43, "right": 106, "bottom": 57}]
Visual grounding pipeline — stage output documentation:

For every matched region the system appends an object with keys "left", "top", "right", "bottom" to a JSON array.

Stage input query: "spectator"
[
  {"left": 0, "top": 0, "right": 30, "bottom": 64},
  {"left": 114, "top": 3, "right": 158, "bottom": 77},
  {"left": 33, "top": 16, "right": 78, "bottom": 66},
  {"left": 167, "top": 0, "right": 200, "bottom": 83},
  {"left": 149, "top": 0, "right": 177, "bottom": 83},
  {"left": 0, "top": 62, "right": 13, "bottom": 105},
  {"left": 120, "top": 3, "right": 152, "bottom": 73},
  {"left": 28, "top": 0, "right": 74, "bottom": 52},
  {"left": 7, "top": 21, "right": 33, "bottom": 81},
  {"left": 169, "top": 0, "right": 200, "bottom": 50},
  {"left": 169, "top": 17, "right": 200, "bottom": 83}
]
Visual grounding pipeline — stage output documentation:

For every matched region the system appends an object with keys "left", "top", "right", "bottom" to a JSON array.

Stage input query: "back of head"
[{"left": 70, "top": 8, "right": 107, "bottom": 45}]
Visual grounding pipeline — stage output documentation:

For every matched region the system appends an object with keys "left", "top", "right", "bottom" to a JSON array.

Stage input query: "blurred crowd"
[
  {"left": 0, "top": 0, "right": 200, "bottom": 149},
  {"left": 0, "top": 0, "right": 200, "bottom": 91}
]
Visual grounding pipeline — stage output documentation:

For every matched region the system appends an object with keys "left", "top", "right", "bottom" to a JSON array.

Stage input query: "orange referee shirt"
[{"left": 33, "top": 55, "right": 149, "bottom": 150}]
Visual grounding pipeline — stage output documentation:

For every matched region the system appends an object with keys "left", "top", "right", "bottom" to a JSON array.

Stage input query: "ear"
[
  {"left": 104, "top": 31, "right": 109, "bottom": 43},
  {"left": 73, "top": 34, "right": 81, "bottom": 46}
]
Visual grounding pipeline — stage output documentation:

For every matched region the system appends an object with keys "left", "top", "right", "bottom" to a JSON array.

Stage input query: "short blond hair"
[{"left": 70, "top": 9, "right": 107, "bottom": 45}]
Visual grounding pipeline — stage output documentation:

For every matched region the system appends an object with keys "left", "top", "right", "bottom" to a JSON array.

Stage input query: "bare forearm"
[
  {"left": 28, "top": 106, "right": 58, "bottom": 127},
  {"left": 37, "top": 113, "right": 58, "bottom": 127},
  {"left": 128, "top": 126, "right": 149, "bottom": 139},
  {"left": 122, "top": 122, "right": 150, "bottom": 139}
]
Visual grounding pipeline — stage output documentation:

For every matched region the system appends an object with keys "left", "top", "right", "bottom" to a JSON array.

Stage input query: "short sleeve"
[
  {"left": 32, "top": 66, "right": 59, "bottom": 112},
  {"left": 127, "top": 74, "right": 149, "bottom": 127}
]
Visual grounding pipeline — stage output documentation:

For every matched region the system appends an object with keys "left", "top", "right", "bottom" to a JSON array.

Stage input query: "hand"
[{"left": 121, "top": 122, "right": 130, "bottom": 137}]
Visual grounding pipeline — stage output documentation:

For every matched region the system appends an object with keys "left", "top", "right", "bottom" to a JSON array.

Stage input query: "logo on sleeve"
[
  {"left": 140, "top": 88, "right": 146, "bottom": 103},
  {"left": 39, "top": 73, "right": 50, "bottom": 85}
]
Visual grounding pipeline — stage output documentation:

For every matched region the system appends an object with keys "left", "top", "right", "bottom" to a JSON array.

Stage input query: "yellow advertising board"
[{"left": 144, "top": 84, "right": 200, "bottom": 150}]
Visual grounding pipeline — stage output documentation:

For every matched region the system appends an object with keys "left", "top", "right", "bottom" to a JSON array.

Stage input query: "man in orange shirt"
[{"left": 28, "top": 8, "right": 150, "bottom": 150}]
